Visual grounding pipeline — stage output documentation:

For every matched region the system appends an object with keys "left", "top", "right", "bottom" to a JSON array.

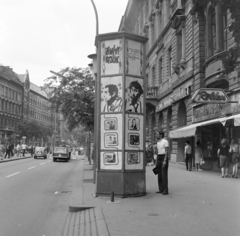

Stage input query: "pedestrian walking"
[
  {"left": 9, "top": 142, "right": 14, "bottom": 157},
  {"left": 21, "top": 143, "right": 27, "bottom": 157},
  {"left": 146, "top": 144, "right": 154, "bottom": 166},
  {"left": 16, "top": 143, "right": 21, "bottom": 157},
  {"left": 195, "top": 141, "right": 204, "bottom": 171},
  {"left": 184, "top": 140, "right": 192, "bottom": 171},
  {"left": 155, "top": 131, "right": 169, "bottom": 195},
  {"left": 4, "top": 143, "right": 11, "bottom": 159},
  {"left": 229, "top": 138, "right": 239, "bottom": 178},
  {"left": 217, "top": 138, "right": 230, "bottom": 178}
]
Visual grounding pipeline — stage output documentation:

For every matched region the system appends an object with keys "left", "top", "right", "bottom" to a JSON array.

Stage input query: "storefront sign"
[
  {"left": 156, "top": 97, "right": 172, "bottom": 112},
  {"left": 156, "top": 85, "right": 190, "bottom": 112},
  {"left": 171, "top": 87, "right": 190, "bottom": 103},
  {"left": 192, "top": 93, "right": 240, "bottom": 123},
  {"left": 192, "top": 88, "right": 229, "bottom": 104}
]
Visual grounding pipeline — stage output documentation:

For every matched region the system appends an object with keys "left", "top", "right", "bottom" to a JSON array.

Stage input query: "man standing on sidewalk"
[{"left": 155, "top": 131, "right": 169, "bottom": 195}]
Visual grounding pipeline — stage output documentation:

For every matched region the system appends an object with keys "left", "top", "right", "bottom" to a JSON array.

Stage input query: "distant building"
[{"left": 0, "top": 66, "right": 23, "bottom": 143}]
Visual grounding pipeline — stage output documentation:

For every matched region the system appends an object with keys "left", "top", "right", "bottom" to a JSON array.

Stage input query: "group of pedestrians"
[
  {"left": 147, "top": 131, "right": 240, "bottom": 196},
  {"left": 0, "top": 142, "right": 28, "bottom": 160},
  {"left": 218, "top": 138, "right": 239, "bottom": 178}
]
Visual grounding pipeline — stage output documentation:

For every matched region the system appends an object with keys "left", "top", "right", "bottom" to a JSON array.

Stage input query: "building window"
[
  {"left": 158, "top": 58, "right": 163, "bottom": 84},
  {"left": 223, "top": 12, "right": 228, "bottom": 50},
  {"left": 211, "top": 10, "right": 216, "bottom": 55},
  {"left": 152, "top": 65, "right": 156, "bottom": 86},
  {"left": 177, "top": 30, "right": 183, "bottom": 65},
  {"left": 168, "top": 47, "right": 172, "bottom": 76},
  {"left": 145, "top": 1, "right": 149, "bottom": 19}
]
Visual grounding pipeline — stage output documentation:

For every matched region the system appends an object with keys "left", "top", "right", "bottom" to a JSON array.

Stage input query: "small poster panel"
[
  {"left": 126, "top": 40, "right": 143, "bottom": 76},
  {"left": 125, "top": 77, "right": 144, "bottom": 113},
  {"left": 125, "top": 114, "right": 143, "bottom": 150},
  {"left": 101, "top": 76, "right": 123, "bottom": 113},
  {"left": 100, "top": 151, "right": 122, "bottom": 170},
  {"left": 101, "top": 39, "right": 123, "bottom": 75},
  {"left": 125, "top": 152, "right": 143, "bottom": 170},
  {"left": 101, "top": 114, "right": 122, "bottom": 150}
]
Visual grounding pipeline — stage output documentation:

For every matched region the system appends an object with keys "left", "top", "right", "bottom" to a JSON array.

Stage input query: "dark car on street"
[{"left": 52, "top": 147, "right": 70, "bottom": 162}]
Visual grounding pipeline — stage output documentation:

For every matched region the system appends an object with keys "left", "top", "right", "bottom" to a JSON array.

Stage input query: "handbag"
[{"left": 152, "top": 166, "right": 158, "bottom": 175}]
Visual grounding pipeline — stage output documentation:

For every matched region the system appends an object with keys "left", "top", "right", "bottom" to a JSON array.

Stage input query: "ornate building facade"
[
  {"left": 120, "top": 0, "right": 240, "bottom": 170},
  {"left": 0, "top": 66, "right": 23, "bottom": 143}
]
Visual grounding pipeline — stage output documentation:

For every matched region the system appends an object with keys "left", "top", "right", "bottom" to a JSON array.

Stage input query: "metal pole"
[
  {"left": 89, "top": 0, "right": 99, "bottom": 183},
  {"left": 89, "top": 0, "right": 99, "bottom": 36}
]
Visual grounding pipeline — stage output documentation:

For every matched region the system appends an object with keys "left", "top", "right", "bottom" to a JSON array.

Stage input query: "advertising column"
[{"left": 96, "top": 32, "right": 148, "bottom": 197}]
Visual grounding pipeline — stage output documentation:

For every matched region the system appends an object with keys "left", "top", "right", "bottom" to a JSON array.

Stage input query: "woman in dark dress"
[{"left": 217, "top": 138, "right": 230, "bottom": 178}]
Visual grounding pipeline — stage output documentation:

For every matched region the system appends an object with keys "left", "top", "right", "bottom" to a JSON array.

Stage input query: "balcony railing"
[{"left": 146, "top": 87, "right": 158, "bottom": 99}]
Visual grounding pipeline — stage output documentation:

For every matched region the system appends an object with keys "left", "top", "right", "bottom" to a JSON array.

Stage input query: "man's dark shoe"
[
  {"left": 156, "top": 190, "right": 164, "bottom": 193},
  {"left": 162, "top": 192, "right": 168, "bottom": 195}
]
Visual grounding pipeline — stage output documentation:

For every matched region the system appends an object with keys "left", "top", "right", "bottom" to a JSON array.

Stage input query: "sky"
[{"left": 0, "top": 0, "right": 129, "bottom": 86}]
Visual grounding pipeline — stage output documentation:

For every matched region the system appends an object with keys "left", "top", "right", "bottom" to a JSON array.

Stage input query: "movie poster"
[
  {"left": 101, "top": 39, "right": 122, "bottom": 75},
  {"left": 101, "top": 76, "right": 123, "bottom": 113},
  {"left": 125, "top": 40, "right": 143, "bottom": 76},
  {"left": 125, "top": 77, "right": 144, "bottom": 113}
]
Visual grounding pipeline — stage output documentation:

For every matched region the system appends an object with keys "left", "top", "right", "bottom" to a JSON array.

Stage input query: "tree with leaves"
[
  {"left": 17, "top": 120, "right": 54, "bottom": 142},
  {"left": 44, "top": 67, "right": 95, "bottom": 132},
  {"left": 194, "top": 0, "right": 240, "bottom": 75}
]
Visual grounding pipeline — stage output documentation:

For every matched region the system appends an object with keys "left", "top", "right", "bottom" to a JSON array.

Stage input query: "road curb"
[{"left": 0, "top": 156, "right": 33, "bottom": 163}]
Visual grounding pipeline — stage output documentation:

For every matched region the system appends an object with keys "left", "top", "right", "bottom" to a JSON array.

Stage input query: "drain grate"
[
  {"left": 61, "top": 191, "right": 71, "bottom": 193},
  {"left": 83, "top": 179, "right": 94, "bottom": 183}
]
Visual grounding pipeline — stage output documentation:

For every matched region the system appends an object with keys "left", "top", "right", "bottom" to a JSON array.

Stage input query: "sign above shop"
[{"left": 192, "top": 88, "right": 229, "bottom": 104}]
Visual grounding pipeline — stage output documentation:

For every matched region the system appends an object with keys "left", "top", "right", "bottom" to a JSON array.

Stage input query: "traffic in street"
[{"left": 0, "top": 155, "right": 81, "bottom": 236}]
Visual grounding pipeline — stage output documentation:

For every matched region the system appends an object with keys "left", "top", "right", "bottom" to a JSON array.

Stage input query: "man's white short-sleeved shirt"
[{"left": 157, "top": 139, "right": 169, "bottom": 154}]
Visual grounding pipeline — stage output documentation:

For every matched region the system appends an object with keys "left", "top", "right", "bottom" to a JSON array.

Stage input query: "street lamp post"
[{"left": 89, "top": 0, "right": 99, "bottom": 184}]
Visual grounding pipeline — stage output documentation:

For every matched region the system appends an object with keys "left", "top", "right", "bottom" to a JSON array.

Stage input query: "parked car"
[
  {"left": 52, "top": 147, "right": 70, "bottom": 162},
  {"left": 34, "top": 147, "right": 47, "bottom": 159}
]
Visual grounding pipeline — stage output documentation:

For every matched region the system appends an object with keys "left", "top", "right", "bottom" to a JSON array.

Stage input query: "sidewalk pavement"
[
  {"left": 67, "top": 157, "right": 240, "bottom": 236},
  {"left": 0, "top": 153, "right": 32, "bottom": 163}
]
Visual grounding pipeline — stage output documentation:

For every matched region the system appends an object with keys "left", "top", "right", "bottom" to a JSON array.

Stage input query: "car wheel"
[{"left": 53, "top": 158, "right": 56, "bottom": 162}]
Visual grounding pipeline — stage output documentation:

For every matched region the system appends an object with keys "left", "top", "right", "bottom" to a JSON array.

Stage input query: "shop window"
[{"left": 177, "top": 101, "right": 187, "bottom": 128}]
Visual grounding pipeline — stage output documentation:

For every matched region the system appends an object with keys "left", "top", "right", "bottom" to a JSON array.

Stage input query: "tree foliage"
[
  {"left": 44, "top": 67, "right": 95, "bottom": 131},
  {"left": 195, "top": 0, "right": 240, "bottom": 75},
  {"left": 18, "top": 120, "right": 54, "bottom": 138}
]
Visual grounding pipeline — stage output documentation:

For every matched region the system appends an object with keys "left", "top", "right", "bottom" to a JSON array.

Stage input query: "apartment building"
[
  {"left": 0, "top": 66, "right": 23, "bottom": 143},
  {"left": 120, "top": 0, "right": 240, "bottom": 170}
]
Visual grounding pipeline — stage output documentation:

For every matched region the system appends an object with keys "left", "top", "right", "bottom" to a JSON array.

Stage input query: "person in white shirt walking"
[
  {"left": 21, "top": 143, "right": 27, "bottom": 157},
  {"left": 155, "top": 131, "right": 169, "bottom": 195},
  {"left": 184, "top": 140, "right": 192, "bottom": 171}
]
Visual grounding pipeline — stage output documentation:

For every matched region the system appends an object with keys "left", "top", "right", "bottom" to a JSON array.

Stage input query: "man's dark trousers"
[
  {"left": 185, "top": 154, "right": 192, "bottom": 170},
  {"left": 157, "top": 154, "right": 169, "bottom": 193}
]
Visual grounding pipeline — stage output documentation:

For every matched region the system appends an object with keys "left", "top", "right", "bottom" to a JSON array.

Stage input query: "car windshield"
[
  {"left": 35, "top": 147, "right": 45, "bottom": 152},
  {"left": 54, "top": 147, "right": 67, "bottom": 153}
]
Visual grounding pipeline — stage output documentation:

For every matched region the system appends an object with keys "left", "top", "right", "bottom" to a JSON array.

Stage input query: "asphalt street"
[{"left": 0, "top": 155, "right": 81, "bottom": 236}]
